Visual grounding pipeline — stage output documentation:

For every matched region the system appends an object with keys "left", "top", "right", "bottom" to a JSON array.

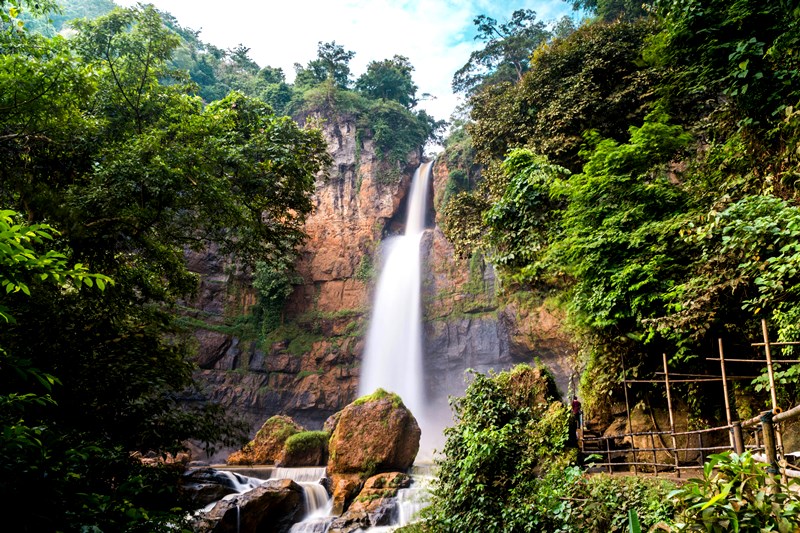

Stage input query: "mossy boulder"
[
  {"left": 227, "top": 415, "right": 303, "bottom": 465},
  {"left": 276, "top": 430, "right": 329, "bottom": 467},
  {"left": 327, "top": 389, "right": 420, "bottom": 477}
]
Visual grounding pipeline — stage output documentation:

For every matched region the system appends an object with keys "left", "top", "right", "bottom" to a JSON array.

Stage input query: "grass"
[
  {"left": 352, "top": 388, "right": 405, "bottom": 409},
  {"left": 284, "top": 430, "right": 329, "bottom": 455}
]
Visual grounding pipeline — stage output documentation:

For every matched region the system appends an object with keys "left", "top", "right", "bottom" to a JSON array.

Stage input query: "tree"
[
  {"left": 468, "top": 19, "right": 661, "bottom": 171},
  {"left": 482, "top": 149, "right": 569, "bottom": 284},
  {"left": 355, "top": 55, "right": 418, "bottom": 108},
  {"left": 568, "top": 0, "right": 654, "bottom": 21},
  {"left": 452, "top": 9, "right": 550, "bottom": 95},
  {"left": 295, "top": 40, "right": 355, "bottom": 90},
  {"left": 228, "top": 43, "right": 258, "bottom": 73},
  {"left": 0, "top": 4, "right": 331, "bottom": 529}
]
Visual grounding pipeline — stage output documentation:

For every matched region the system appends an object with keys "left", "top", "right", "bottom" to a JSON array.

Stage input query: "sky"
[{"left": 114, "top": 0, "right": 580, "bottom": 122}]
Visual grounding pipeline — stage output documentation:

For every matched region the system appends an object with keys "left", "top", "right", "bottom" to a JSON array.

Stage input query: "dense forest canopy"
[
  {"left": 424, "top": 1, "right": 800, "bottom": 530},
  {"left": 440, "top": 0, "right": 800, "bottom": 418},
  {"left": 0, "top": 0, "right": 440, "bottom": 530}
]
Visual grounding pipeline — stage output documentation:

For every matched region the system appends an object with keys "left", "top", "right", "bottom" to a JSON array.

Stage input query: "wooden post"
[
  {"left": 621, "top": 354, "right": 637, "bottom": 474},
  {"left": 698, "top": 432, "right": 705, "bottom": 466},
  {"left": 650, "top": 432, "right": 658, "bottom": 475},
  {"left": 732, "top": 421, "right": 745, "bottom": 454},
  {"left": 760, "top": 319, "right": 787, "bottom": 485},
  {"left": 605, "top": 437, "right": 613, "bottom": 474},
  {"left": 760, "top": 410, "right": 781, "bottom": 493},
  {"left": 663, "top": 353, "right": 680, "bottom": 478},
  {"left": 718, "top": 338, "right": 735, "bottom": 449},
  {"left": 761, "top": 319, "right": 779, "bottom": 412},
  {"left": 754, "top": 425, "right": 761, "bottom": 451}
]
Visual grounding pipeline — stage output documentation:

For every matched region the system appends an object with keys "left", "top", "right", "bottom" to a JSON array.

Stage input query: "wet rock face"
[
  {"left": 328, "top": 392, "right": 420, "bottom": 476},
  {"left": 191, "top": 479, "right": 305, "bottom": 533},
  {"left": 184, "top": 116, "right": 419, "bottom": 432},
  {"left": 327, "top": 472, "right": 411, "bottom": 531},
  {"left": 288, "top": 117, "right": 419, "bottom": 315},
  {"left": 179, "top": 468, "right": 238, "bottom": 509},
  {"left": 421, "top": 222, "right": 578, "bottom": 401}
]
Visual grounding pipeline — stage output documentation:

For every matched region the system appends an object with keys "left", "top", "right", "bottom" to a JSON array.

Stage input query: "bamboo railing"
[{"left": 578, "top": 319, "right": 800, "bottom": 482}]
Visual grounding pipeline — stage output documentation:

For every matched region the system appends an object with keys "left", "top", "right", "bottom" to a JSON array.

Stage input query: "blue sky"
[{"left": 116, "top": 1, "right": 580, "bottom": 122}]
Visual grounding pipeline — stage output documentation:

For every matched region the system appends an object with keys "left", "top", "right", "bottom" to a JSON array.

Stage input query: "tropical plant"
[{"left": 669, "top": 451, "right": 800, "bottom": 531}]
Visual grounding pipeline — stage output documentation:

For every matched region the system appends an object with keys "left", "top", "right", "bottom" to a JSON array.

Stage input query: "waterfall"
[
  {"left": 270, "top": 467, "right": 331, "bottom": 519},
  {"left": 359, "top": 160, "right": 433, "bottom": 422},
  {"left": 273, "top": 467, "right": 327, "bottom": 483},
  {"left": 396, "top": 475, "right": 432, "bottom": 526}
]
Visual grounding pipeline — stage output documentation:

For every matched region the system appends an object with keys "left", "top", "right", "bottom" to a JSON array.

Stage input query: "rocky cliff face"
[
  {"left": 184, "top": 115, "right": 419, "bottom": 432},
  {"left": 184, "top": 118, "right": 577, "bottom": 441},
  {"left": 422, "top": 160, "right": 577, "bottom": 402}
]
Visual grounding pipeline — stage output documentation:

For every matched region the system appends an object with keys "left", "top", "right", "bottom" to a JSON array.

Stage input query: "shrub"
[{"left": 669, "top": 451, "right": 800, "bottom": 531}]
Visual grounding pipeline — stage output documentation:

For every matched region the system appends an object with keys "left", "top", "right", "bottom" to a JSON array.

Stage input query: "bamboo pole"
[
  {"left": 762, "top": 319, "right": 779, "bottom": 411},
  {"left": 663, "top": 353, "right": 680, "bottom": 477},
  {"left": 621, "top": 354, "right": 637, "bottom": 475},
  {"left": 761, "top": 410, "right": 781, "bottom": 493},
  {"left": 718, "top": 339, "right": 735, "bottom": 449},
  {"left": 761, "top": 319, "right": 788, "bottom": 485},
  {"left": 706, "top": 358, "right": 800, "bottom": 363},
  {"left": 732, "top": 421, "right": 744, "bottom": 454},
  {"left": 650, "top": 432, "right": 658, "bottom": 475}
]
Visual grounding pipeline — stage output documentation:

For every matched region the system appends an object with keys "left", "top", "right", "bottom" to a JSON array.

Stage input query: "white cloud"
[{"left": 114, "top": 0, "right": 575, "bottom": 122}]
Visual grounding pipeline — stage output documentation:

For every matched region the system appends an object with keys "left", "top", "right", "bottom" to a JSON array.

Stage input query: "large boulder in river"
[
  {"left": 328, "top": 389, "right": 420, "bottom": 476},
  {"left": 227, "top": 415, "right": 303, "bottom": 465},
  {"left": 192, "top": 479, "right": 305, "bottom": 533},
  {"left": 179, "top": 468, "right": 238, "bottom": 509}
]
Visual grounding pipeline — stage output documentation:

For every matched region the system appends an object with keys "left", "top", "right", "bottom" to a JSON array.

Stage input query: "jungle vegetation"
[
  {"left": 440, "top": 0, "right": 800, "bottom": 421},
  {"left": 0, "top": 0, "right": 440, "bottom": 530}
]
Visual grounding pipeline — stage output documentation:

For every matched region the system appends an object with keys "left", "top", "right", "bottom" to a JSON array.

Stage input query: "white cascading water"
[{"left": 358, "top": 161, "right": 433, "bottom": 423}]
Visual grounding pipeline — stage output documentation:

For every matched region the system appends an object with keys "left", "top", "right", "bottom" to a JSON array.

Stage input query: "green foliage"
[
  {"left": 294, "top": 40, "right": 355, "bottom": 90},
  {"left": 355, "top": 253, "right": 374, "bottom": 282},
  {"left": 1, "top": 0, "right": 59, "bottom": 30},
  {"left": 284, "top": 430, "right": 329, "bottom": 455},
  {"left": 0, "top": 3, "right": 330, "bottom": 528},
  {"left": 362, "top": 99, "right": 443, "bottom": 165},
  {"left": 356, "top": 55, "right": 418, "bottom": 108},
  {"left": 443, "top": 1, "right": 800, "bottom": 425},
  {"left": 516, "top": 466, "right": 675, "bottom": 532},
  {"left": 669, "top": 451, "right": 800, "bottom": 531},
  {"left": 483, "top": 149, "right": 570, "bottom": 284},
  {"left": 440, "top": 191, "right": 490, "bottom": 259},
  {"left": 0, "top": 210, "right": 112, "bottom": 322},
  {"left": 569, "top": 0, "right": 654, "bottom": 21},
  {"left": 555, "top": 113, "right": 692, "bottom": 332},
  {"left": 253, "top": 258, "right": 300, "bottom": 335},
  {"left": 425, "top": 364, "right": 568, "bottom": 531},
  {"left": 652, "top": 0, "right": 800, "bottom": 133},
  {"left": 469, "top": 19, "right": 661, "bottom": 171},
  {"left": 426, "top": 362, "right": 676, "bottom": 531}
]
